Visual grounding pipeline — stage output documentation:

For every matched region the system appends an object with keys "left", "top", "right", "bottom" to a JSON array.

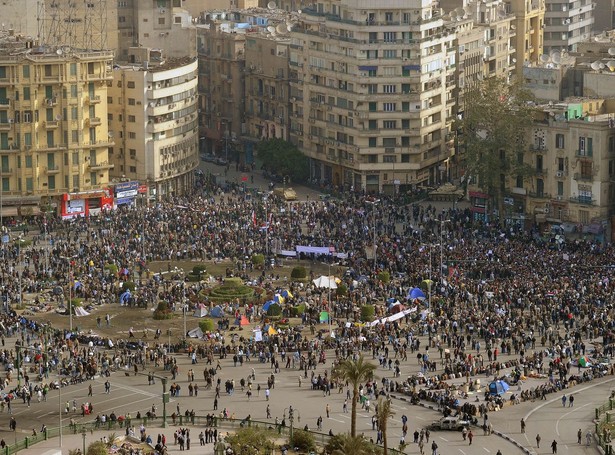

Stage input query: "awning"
[
  {"left": 19, "top": 206, "right": 40, "bottom": 216},
  {"left": 403, "top": 65, "right": 421, "bottom": 71},
  {"left": 358, "top": 65, "right": 377, "bottom": 71},
  {"left": 470, "top": 206, "right": 486, "bottom": 213},
  {"left": 469, "top": 191, "right": 490, "bottom": 199},
  {"left": 582, "top": 223, "right": 604, "bottom": 235},
  {"left": 0, "top": 207, "right": 18, "bottom": 217}
]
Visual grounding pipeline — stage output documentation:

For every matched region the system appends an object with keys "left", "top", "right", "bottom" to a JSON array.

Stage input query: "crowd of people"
[{"left": 0, "top": 172, "right": 613, "bottom": 454}]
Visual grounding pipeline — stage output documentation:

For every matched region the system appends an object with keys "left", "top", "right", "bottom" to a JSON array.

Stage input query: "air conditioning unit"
[
  {"left": 556, "top": 171, "right": 563, "bottom": 177},
  {"left": 8, "top": 119, "right": 14, "bottom": 124}
]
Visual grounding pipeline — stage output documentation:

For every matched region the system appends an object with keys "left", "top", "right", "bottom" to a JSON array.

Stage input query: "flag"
[{"left": 251, "top": 210, "right": 256, "bottom": 227}]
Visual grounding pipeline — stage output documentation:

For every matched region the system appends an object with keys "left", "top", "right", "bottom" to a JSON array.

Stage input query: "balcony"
[
  {"left": 575, "top": 150, "right": 592, "bottom": 159},
  {"left": 573, "top": 172, "right": 593, "bottom": 182},
  {"left": 45, "top": 98, "right": 57, "bottom": 107},
  {"left": 86, "top": 117, "right": 102, "bottom": 127},
  {"left": 44, "top": 120, "right": 59, "bottom": 129},
  {"left": 0, "top": 167, "right": 12, "bottom": 175},
  {"left": 88, "top": 160, "right": 114, "bottom": 170},
  {"left": 86, "top": 95, "right": 101, "bottom": 104},
  {"left": 45, "top": 165, "right": 60, "bottom": 174},
  {"left": 0, "top": 121, "right": 11, "bottom": 131},
  {"left": 535, "top": 168, "right": 548, "bottom": 176},
  {"left": 0, "top": 99, "right": 9, "bottom": 107},
  {"left": 529, "top": 144, "right": 547, "bottom": 152},
  {"left": 569, "top": 196, "right": 595, "bottom": 205}
]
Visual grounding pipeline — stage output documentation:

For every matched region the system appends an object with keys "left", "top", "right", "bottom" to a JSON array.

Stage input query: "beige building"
[
  {"left": 0, "top": 0, "right": 39, "bottom": 38},
  {"left": 244, "top": 33, "right": 291, "bottom": 147},
  {"left": 183, "top": 0, "right": 260, "bottom": 16},
  {"left": 197, "top": 23, "right": 246, "bottom": 160},
  {"left": 544, "top": 0, "right": 595, "bottom": 53},
  {"left": 509, "top": 0, "right": 545, "bottom": 74},
  {"left": 0, "top": 34, "right": 114, "bottom": 217},
  {"left": 289, "top": 0, "right": 457, "bottom": 193},
  {"left": 108, "top": 52, "right": 199, "bottom": 199},
  {"left": 593, "top": 0, "right": 615, "bottom": 33},
  {"left": 514, "top": 100, "right": 615, "bottom": 230}
]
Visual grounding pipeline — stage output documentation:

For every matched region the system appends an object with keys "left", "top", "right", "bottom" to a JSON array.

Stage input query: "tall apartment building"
[
  {"left": 515, "top": 100, "right": 615, "bottom": 233},
  {"left": 116, "top": 0, "right": 196, "bottom": 62},
  {"left": 1, "top": 0, "right": 39, "bottom": 38},
  {"left": 509, "top": 0, "right": 545, "bottom": 73},
  {"left": 289, "top": 0, "right": 457, "bottom": 194},
  {"left": 0, "top": 35, "right": 114, "bottom": 218},
  {"left": 197, "top": 23, "right": 246, "bottom": 160},
  {"left": 543, "top": 0, "right": 595, "bottom": 53},
  {"left": 593, "top": 0, "right": 615, "bottom": 33},
  {"left": 243, "top": 33, "right": 291, "bottom": 161},
  {"left": 108, "top": 51, "right": 199, "bottom": 200}
]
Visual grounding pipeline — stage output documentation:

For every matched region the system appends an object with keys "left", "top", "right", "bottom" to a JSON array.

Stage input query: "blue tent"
[
  {"left": 262, "top": 300, "right": 275, "bottom": 312},
  {"left": 210, "top": 306, "right": 225, "bottom": 318},
  {"left": 119, "top": 289, "right": 131, "bottom": 305},
  {"left": 407, "top": 287, "right": 426, "bottom": 300},
  {"left": 488, "top": 380, "right": 510, "bottom": 396}
]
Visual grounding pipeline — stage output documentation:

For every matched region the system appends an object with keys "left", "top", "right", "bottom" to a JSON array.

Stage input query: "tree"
[
  {"left": 86, "top": 441, "right": 109, "bottom": 455},
  {"left": 332, "top": 355, "right": 377, "bottom": 437},
  {"left": 225, "top": 427, "right": 275, "bottom": 455},
  {"left": 256, "top": 138, "right": 309, "bottom": 183},
  {"left": 325, "top": 433, "right": 379, "bottom": 455},
  {"left": 461, "top": 77, "right": 536, "bottom": 221},
  {"left": 375, "top": 398, "right": 395, "bottom": 455}
]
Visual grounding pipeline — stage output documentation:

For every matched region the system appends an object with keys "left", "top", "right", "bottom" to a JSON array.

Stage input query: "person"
[
  {"left": 551, "top": 439, "right": 558, "bottom": 454},
  {"left": 431, "top": 440, "right": 438, "bottom": 455},
  {"left": 265, "top": 388, "right": 270, "bottom": 401},
  {"left": 496, "top": 451, "right": 502, "bottom": 455},
  {"left": 520, "top": 418, "right": 526, "bottom": 433},
  {"left": 586, "top": 430, "right": 592, "bottom": 446},
  {"left": 569, "top": 395, "right": 574, "bottom": 407},
  {"left": 326, "top": 404, "right": 330, "bottom": 418},
  {"left": 561, "top": 395, "right": 567, "bottom": 407},
  {"left": 536, "top": 433, "right": 541, "bottom": 448},
  {"left": 418, "top": 439, "right": 424, "bottom": 455},
  {"left": 467, "top": 430, "right": 473, "bottom": 445},
  {"left": 577, "top": 428, "right": 582, "bottom": 444},
  {"left": 462, "top": 427, "right": 468, "bottom": 441}
]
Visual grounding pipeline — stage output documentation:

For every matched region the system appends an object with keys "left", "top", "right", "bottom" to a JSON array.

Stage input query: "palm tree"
[
  {"left": 327, "top": 433, "right": 377, "bottom": 455},
  {"left": 332, "top": 354, "right": 377, "bottom": 437},
  {"left": 375, "top": 397, "right": 395, "bottom": 455}
]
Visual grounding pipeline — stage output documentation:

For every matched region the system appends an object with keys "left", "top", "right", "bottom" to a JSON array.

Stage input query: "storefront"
[
  {"left": 113, "top": 181, "right": 139, "bottom": 208},
  {"left": 469, "top": 191, "right": 491, "bottom": 222},
  {"left": 60, "top": 189, "right": 113, "bottom": 219}
]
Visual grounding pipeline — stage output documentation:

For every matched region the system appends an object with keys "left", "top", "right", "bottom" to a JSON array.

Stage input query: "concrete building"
[
  {"left": 593, "top": 0, "right": 615, "bottom": 33},
  {"left": 509, "top": 0, "right": 545, "bottom": 73},
  {"left": 108, "top": 52, "right": 199, "bottom": 200},
  {"left": 288, "top": 0, "right": 457, "bottom": 193},
  {"left": 183, "top": 0, "right": 260, "bottom": 16},
  {"left": 0, "top": 33, "right": 114, "bottom": 217},
  {"left": 0, "top": 0, "right": 39, "bottom": 38},
  {"left": 243, "top": 33, "right": 291, "bottom": 160},
  {"left": 515, "top": 100, "right": 615, "bottom": 235},
  {"left": 543, "top": 0, "right": 595, "bottom": 53},
  {"left": 116, "top": 0, "right": 197, "bottom": 62},
  {"left": 197, "top": 22, "right": 247, "bottom": 160}
]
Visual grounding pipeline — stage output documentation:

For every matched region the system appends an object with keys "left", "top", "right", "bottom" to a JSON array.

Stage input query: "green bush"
[
  {"left": 87, "top": 441, "right": 109, "bottom": 455},
  {"left": 289, "top": 429, "right": 316, "bottom": 452},
  {"left": 377, "top": 271, "right": 391, "bottom": 284},
  {"left": 290, "top": 303, "right": 306, "bottom": 317},
  {"left": 336, "top": 283, "right": 348, "bottom": 297},
  {"left": 251, "top": 254, "right": 265, "bottom": 267},
  {"left": 199, "top": 319, "right": 215, "bottom": 333},
  {"left": 360, "top": 304, "right": 375, "bottom": 322},
  {"left": 121, "top": 281, "right": 136, "bottom": 292},
  {"left": 193, "top": 264, "right": 207, "bottom": 274},
  {"left": 104, "top": 264, "right": 119, "bottom": 275},
  {"left": 223, "top": 277, "right": 243, "bottom": 288},
  {"left": 153, "top": 302, "right": 173, "bottom": 320},
  {"left": 267, "top": 303, "right": 282, "bottom": 317},
  {"left": 186, "top": 273, "right": 200, "bottom": 282},
  {"left": 290, "top": 266, "right": 307, "bottom": 280}
]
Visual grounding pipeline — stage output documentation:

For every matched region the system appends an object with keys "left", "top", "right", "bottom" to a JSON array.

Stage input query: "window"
[
  {"left": 368, "top": 102, "right": 377, "bottom": 112},
  {"left": 383, "top": 120, "right": 397, "bottom": 129},
  {"left": 367, "top": 84, "right": 377, "bottom": 94},
  {"left": 71, "top": 85, "right": 78, "bottom": 98},
  {"left": 382, "top": 137, "right": 396, "bottom": 147},
  {"left": 26, "top": 177, "right": 33, "bottom": 191},
  {"left": 383, "top": 32, "right": 396, "bottom": 43},
  {"left": 516, "top": 175, "right": 523, "bottom": 188},
  {"left": 71, "top": 130, "right": 79, "bottom": 143},
  {"left": 129, "top": 132, "right": 136, "bottom": 139},
  {"left": 23, "top": 87, "right": 30, "bottom": 100},
  {"left": 70, "top": 63, "right": 77, "bottom": 76},
  {"left": 557, "top": 181, "right": 563, "bottom": 196},
  {"left": 22, "top": 66, "right": 29, "bottom": 78},
  {"left": 402, "top": 102, "right": 409, "bottom": 112},
  {"left": 383, "top": 85, "right": 396, "bottom": 94},
  {"left": 48, "top": 175, "right": 56, "bottom": 190},
  {"left": 368, "top": 137, "right": 377, "bottom": 147},
  {"left": 90, "top": 172, "right": 97, "bottom": 185},
  {"left": 555, "top": 133, "right": 564, "bottom": 149},
  {"left": 383, "top": 103, "right": 396, "bottom": 112},
  {"left": 368, "top": 155, "right": 378, "bottom": 163},
  {"left": 385, "top": 12, "right": 393, "bottom": 23},
  {"left": 71, "top": 107, "right": 78, "bottom": 120},
  {"left": 129, "top": 166, "right": 137, "bottom": 173},
  {"left": 25, "top": 155, "right": 32, "bottom": 168},
  {"left": 557, "top": 157, "right": 564, "bottom": 172},
  {"left": 127, "top": 81, "right": 135, "bottom": 88},
  {"left": 368, "top": 120, "right": 377, "bottom": 130},
  {"left": 158, "top": 17, "right": 165, "bottom": 25},
  {"left": 383, "top": 50, "right": 396, "bottom": 59},
  {"left": 128, "top": 98, "right": 136, "bottom": 105},
  {"left": 383, "top": 155, "right": 396, "bottom": 163},
  {"left": 609, "top": 136, "right": 615, "bottom": 153},
  {"left": 578, "top": 136, "right": 593, "bottom": 156},
  {"left": 128, "top": 115, "right": 136, "bottom": 122}
]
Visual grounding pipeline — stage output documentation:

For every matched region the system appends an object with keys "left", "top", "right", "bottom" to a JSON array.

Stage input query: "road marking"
[
  {"left": 483, "top": 448, "right": 491, "bottom": 453},
  {"left": 555, "top": 402, "right": 591, "bottom": 436},
  {"left": 415, "top": 416, "right": 425, "bottom": 421},
  {"left": 328, "top": 418, "right": 345, "bottom": 423},
  {"left": 459, "top": 450, "right": 466, "bottom": 455},
  {"left": 439, "top": 436, "right": 449, "bottom": 442},
  {"left": 337, "top": 414, "right": 350, "bottom": 419},
  {"left": 112, "top": 382, "right": 165, "bottom": 399}
]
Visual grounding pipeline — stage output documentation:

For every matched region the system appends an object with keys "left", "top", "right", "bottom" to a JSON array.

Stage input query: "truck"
[
  {"left": 427, "top": 416, "right": 471, "bottom": 431},
  {"left": 273, "top": 187, "right": 298, "bottom": 201}
]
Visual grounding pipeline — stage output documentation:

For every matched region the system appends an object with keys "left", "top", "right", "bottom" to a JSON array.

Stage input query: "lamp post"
[
  {"left": 182, "top": 283, "right": 187, "bottom": 340},
  {"left": 60, "top": 255, "right": 78, "bottom": 331},
  {"left": 366, "top": 199, "right": 380, "bottom": 273},
  {"left": 59, "top": 373, "right": 63, "bottom": 448},
  {"left": 439, "top": 219, "right": 450, "bottom": 282},
  {"left": 81, "top": 427, "right": 87, "bottom": 455}
]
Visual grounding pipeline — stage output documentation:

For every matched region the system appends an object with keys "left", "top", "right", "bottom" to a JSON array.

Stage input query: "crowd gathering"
[{"left": 0, "top": 172, "right": 613, "bottom": 455}]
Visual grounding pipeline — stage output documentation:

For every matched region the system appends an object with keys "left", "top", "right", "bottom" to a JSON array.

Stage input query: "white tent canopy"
[{"left": 313, "top": 275, "right": 337, "bottom": 289}]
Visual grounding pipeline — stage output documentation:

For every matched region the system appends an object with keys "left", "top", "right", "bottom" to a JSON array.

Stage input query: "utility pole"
[{"left": 134, "top": 371, "right": 169, "bottom": 427}]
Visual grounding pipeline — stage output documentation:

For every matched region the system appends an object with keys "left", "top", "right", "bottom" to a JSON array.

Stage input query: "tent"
[
  {"left": 388, "top": 303, "right": 406, "bottom": 314},
  {"left": 319, "top": 311, "right": 330, "bottom": 323},
  {"left": 407, "top": 287, "right": 426, "bottom": 300},
  {"left": 420, "top": 279, "right": 433, "bottom": 291},
  {"left": 262, "top": 300, "right": 275, "bottom": 312},
  {"left": 193, "top": 305, "right": 208, "bottom": 317},
  {"left": 119, "top": 289, "right": 131, "bottom": 305},
  {"left": 74, "top": 307, "right": 90, "bottom": 317},
  {"left": 313, "top": 276, "right": 337, "bottom": 289},
  {"left": 188, "top": 327, "right": 204, "bottom": 338},
  {"left": 281, "top": 290, "right": 293, "bottom": 299},
  {"left": 488, "top": 380, "right": 510, "bottom": 396},
  {"left": 210, "top": 306, "right": 225, "bottom": 318},
  {"left": 238, "top": 316, "right": 250, "bottom": 326},
  {"left": 273, "top": 294, "right": 286, "bottom": 304},
  {"left": 268, "top": 326, "right": 278, "bottom": 336}
]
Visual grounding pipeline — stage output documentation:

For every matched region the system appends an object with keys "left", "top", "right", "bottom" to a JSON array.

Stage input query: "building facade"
[
  {"left": 289, "top": 0, "right": 457, "bottom": 193},
  {"left": 543, "top": 0, "right": 595, "bottom": 53},
  {"left": 509, "top": 0, "right": 545, "bottom": 73},
  {"left": 0, "top": 39, "right": 114, "bottom": 218},
  {"left": 108, "top": 54, "right": 199, "bottom": 200}
]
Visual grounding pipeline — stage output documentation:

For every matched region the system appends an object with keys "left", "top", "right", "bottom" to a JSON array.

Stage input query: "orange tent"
[{"left": 239, "top": 316, "right": 250, "bottom": 326}]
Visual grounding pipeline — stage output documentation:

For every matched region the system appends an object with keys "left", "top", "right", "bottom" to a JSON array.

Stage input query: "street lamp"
[
  {"left": 366, "top": 199, "right": 380, "bottom": 273},
  {"left": 321, "top": 261, "right": 339, "bottom": 337},
  {"left": 81, "top": 427, "right": 87, "bottom": 455},
  {"left": 60, "top": 255, "right": 78, "bottom": 331},
  {"left": 438, "top": 219, "right": 451, "bottom": 282}
]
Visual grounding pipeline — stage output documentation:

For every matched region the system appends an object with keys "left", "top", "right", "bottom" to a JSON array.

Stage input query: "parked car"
[
  {"left": 427, "top": 416, "right": 471, "bottom": 431},
  {"left": 215, "top": 157, "right": 228, "bottom": 166},
  {"left": 200, "top": 153, "right": 215, "bottom": 162}
]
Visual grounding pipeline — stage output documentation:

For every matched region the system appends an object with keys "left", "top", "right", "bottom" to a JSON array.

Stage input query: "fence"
[
  {"left": 596, "top": 396, "right": 615, "bottom": 455},
  {"left": 1, "top": 416, "right": 404, "bottom": 455}
]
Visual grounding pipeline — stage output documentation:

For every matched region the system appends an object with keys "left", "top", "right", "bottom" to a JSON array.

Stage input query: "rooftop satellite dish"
[
  {"left": 276, "top": 23, "right": 288, "bottom": 34},
  {"left": 55, "top": 114, "right": 62, "bottom": 121},
  {"left": 450, "top": 10, "right": 457, "bottom": 18},
  {"left": 551, "top": 51, "right": 561, "bottom": 64},
  {"left": 511, "top": 24, "right": 516, "bottom": 30},
  {"left": 609, "top": 48, "right": 615, "bottom": 56},
  {"left": 540, "top": 54, "right": 550, "bottom": 63},
  {"left": 267, "top": 25, "right": 276, "bottom": 33},
  {"left": 498, "top": 8, "right": 506, "bottom": 18},
  {"left": 56, "top": 49, "right": 62, "bottom": 55},
  {"left": 287, "top": 24, "right": 293, "bottom": 32},
  {"left": 591, "top": 61, "right": 600, "bottom": 70},
  {"left": 297, "top": 9, "right": 302, "bottom": 14},
  {"left": 512, "top": 58, "right": 517, "bottom": 63},
  {"left": 267, "top": 1, "right": 276, "bottom": 9},
  {"left": 599, "top": 62, "right": 606, "bottom": 69},
  {"left": 608, "top": 60, "right": 615, "bottom": 71}
]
